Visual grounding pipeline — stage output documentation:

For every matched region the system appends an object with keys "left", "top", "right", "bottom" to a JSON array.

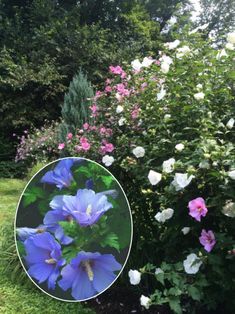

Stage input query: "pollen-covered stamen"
[
  {"left": 36, "top": 228, "right": 45, "bottom": 233},
  {"left": 86, "top": 204, "right": 92, "bottom": 216},
  {"left": 83, "top": 260, "right": 94, "bottom": 281},
  {"left": 45, "top": 258, "right": 57, "bottom": 264}
]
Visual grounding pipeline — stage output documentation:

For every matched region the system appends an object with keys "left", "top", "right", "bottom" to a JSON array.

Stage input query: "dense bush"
[
  {"left": 0, "top": 161, "right": 27, "bottom": 179},
  {"left": 16, "top": 28, "right": 235, "bottom": 313},
  {"left": 15, "top": 121, "right": 60, "bottom": 164}
]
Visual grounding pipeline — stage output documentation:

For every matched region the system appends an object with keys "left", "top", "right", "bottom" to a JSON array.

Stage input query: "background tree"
[
  {"left": 196, "top": 0, "right": 235, "bottom": 40},
  {"left": 59, "top": 70, "right": 94, "bottom": 142}
]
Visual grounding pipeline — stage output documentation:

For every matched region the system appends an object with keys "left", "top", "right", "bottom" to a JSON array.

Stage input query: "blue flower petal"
[
  {"left": 24, "top": 237, "right": 49, "bottom": 264},
  {"left": 28, "top": 262, "right": 53, "bottom": 284},
  {"left": 40, "top": 170, "right": 55, "bottom": 185},
  {"left": 40, "top": 159, "right": 74, "bottom": 189},
  {"left": 49, "top": 195, "right": 65, "bottom": 210},
  {"left": 31, "top": 232, "right": 60, "bottom": 251},
  {"left": 95, "top": 254, "right": 122, "bottom": 272},
  {"left": 16, "top": 227, "right": 38, "bottom": 241},
  {"left": 47, "top": 267, "right": 60, "bottom": 290},
  {"left": 85, "top": 179, "right": 94, "bottom": 189},
  {"left": 44, "top": 209, "right": 67, "bottom": 225},
  {"left": 71, "top": 267, "right": 96, "bottom": 300},
  {"left": 92, "top": 265, "right": 116, "bottom": 293},
  {"left": 58, "top": 264, "right": 78, "bottom": 291},
  {"left": 54, "top": 225, "right": 73, "bottom": 245}
]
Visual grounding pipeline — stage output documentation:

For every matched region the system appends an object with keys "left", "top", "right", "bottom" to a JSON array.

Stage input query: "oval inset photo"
[{"left": 15, "top": 157, "right": 132, "bottom": 301}]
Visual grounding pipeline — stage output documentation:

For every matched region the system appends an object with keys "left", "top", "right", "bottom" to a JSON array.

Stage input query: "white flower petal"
[
  {"left": 183, "top": 253, "right": 202, "bottom": 274},
  {"left": 194, "top": 92, "right": 205, "bottom": 100},
  {"left": 116, "top": 105, "right": 124, "bottom": 113},
  {"left": 148, "top": 170, "right": 162, "bottom": 185},
  {"left": 172, "top": 173, "right": 194, "bottom": 191},
  {"left": 102, "top": 155, "right": 114, "bottom": 167},
  {"left": 128, "top": 269, "right": 141, "bottom": 285},
  {"left": 227, "top": 32, "right": 235, "bottom": 44},
  {"left": 228, "top": 170, "right": 235, "bottom": 180},
  {"left": 181, "top": 227, "right": 190, "bottom": 235},
  {"left": 131, "top": 59, "right": 142, "bottom": 71},
  {"left": 162, "top": 158, "right": 175, "bottom": 173},
  {"left": 157, "top": 87, "right": 166, "bottom": 101},
  {"left": 140, "top": 295, "right": 151, "bottom": 309},
  {"left": 226, "top": 118, "right": 234, "bottom": 129},
  {"left": 132, "top": 146, "right": 145, "bottom": 158},
  {"left": 175, "top": 143, "right": 184, "bottom": 151}
]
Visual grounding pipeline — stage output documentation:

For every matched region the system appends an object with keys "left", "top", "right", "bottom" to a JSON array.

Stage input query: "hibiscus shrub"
[{"left": 17, "top": 30, "right": 235, "bottom": 312}]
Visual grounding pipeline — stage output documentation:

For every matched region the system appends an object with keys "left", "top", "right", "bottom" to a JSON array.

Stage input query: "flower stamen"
[
  {"left": 83, "top": 260, "right": 94, "bottom": 281},
  {"left": 86, "top": 204, "right": 92, "bottom": 216},
  {"left": 45, "top": 258, "right": 57, "bottom": 264}
]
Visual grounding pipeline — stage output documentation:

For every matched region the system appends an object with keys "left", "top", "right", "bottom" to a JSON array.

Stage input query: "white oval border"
[{"left": 14, "top": 157, "right": 133, "bottom": 302}]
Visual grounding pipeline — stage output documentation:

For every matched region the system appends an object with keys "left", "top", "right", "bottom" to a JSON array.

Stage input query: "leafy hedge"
[{"left": 0, "top": 161, "right": 27, "bottom": 179}]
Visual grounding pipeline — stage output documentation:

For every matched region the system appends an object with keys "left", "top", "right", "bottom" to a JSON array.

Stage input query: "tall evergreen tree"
[{"left": 59, "top": 70, "right": 94, "bottom": 142}]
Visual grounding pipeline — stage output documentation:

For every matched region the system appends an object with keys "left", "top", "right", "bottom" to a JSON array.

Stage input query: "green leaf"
[
  {"left": 17, "top": 240, "right": 25, "bottom": 257},
  {"left": 168, "top": 287, "right": 182, "bottom": 296},
  {"left": 156, "top": 272, "right": 165, "bottom": 285},
  {"left": 75, "top": 166, "right": 91, "bottom": 177},
  {"left": 23, "top": 186, "right": 45, "bottom": 207},
  {"left": 100, "top": 232, "right": 120, "bottom": 251},
  {"left": 168, "top": 296, "right": 182, "bottom": 314},
  {"left": 101, "top": 175, "right": 114, "bottom": 188},
  {"left": 38, "top": 199, "right": 51, "bottom": 216},
  {"left": 62, "top": 245, "right": 78, "bottom": 263},
  {"left": 188, "top": 286, "right": 201, "bottom": 301},
  {"left": 59, "top": 221, "right": 78, "bottom": 238}
]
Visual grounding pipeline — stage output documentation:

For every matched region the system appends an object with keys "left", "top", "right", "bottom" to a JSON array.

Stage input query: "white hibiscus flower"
[
  {"left": 183, "top": 253, "right": 202, "bottom": 274},
  {"left": 162, "top": 158, "right": 175, "bottom": 173},
  {"left": 148, "top": 170, "right": 162, "bottom": 185},
  {"left": 171, "top": 173, "right": 194, "bottom": 191},
  {"left": 128, "top": 270, "right": 141, "bottom": 285}
]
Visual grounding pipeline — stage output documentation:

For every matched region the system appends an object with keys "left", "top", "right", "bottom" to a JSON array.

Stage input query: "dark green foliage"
[
  {"left": 0, "top": 161, "right": 27, "bottom": 178},
  {"left": 142, "top": 0, "right": 189, "bottom": 26},
  {"left": 1, "top": 0, "right": 186, "bottom": 162},
  {"left": 59, "top": 70, "right": 94, "bottom": 141}
]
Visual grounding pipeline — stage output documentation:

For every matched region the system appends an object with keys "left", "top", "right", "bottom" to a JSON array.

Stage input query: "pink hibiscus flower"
[
  {"left": 58, "top": 143, "right": 65, "bottom": 150},
  {"left": 67, "top": 133, "right": 73, "bottom": 140},
  {"left": 80, "top": 137, "right": 91, "bottom": 151},
  {"left": 199, "top": 229, "right": 216, "bottom": 252},
  {"left": 188, "top": 197, "right": 208, "bottom": 222}
]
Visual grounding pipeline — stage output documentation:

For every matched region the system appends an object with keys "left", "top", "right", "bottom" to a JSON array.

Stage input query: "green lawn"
[{"left": 0, "top": 179, "right": 94, "bottom": 314}]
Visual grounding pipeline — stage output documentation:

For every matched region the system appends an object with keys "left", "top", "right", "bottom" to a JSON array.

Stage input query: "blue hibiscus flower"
[
  {"left": 17, "top": 224, "right": 73, "bottom": 245},
  {"left": 44, "top": 189, "right": 114, "bottom": 227},
  {"left": 40, "top": 158, "right": 81, "bottom": 190},
  {"left": 24, "top": 232, "right": 66, "bottom": 289},
  {"left": 58, "top": 251, "right": 121, "bottom": 300}
]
